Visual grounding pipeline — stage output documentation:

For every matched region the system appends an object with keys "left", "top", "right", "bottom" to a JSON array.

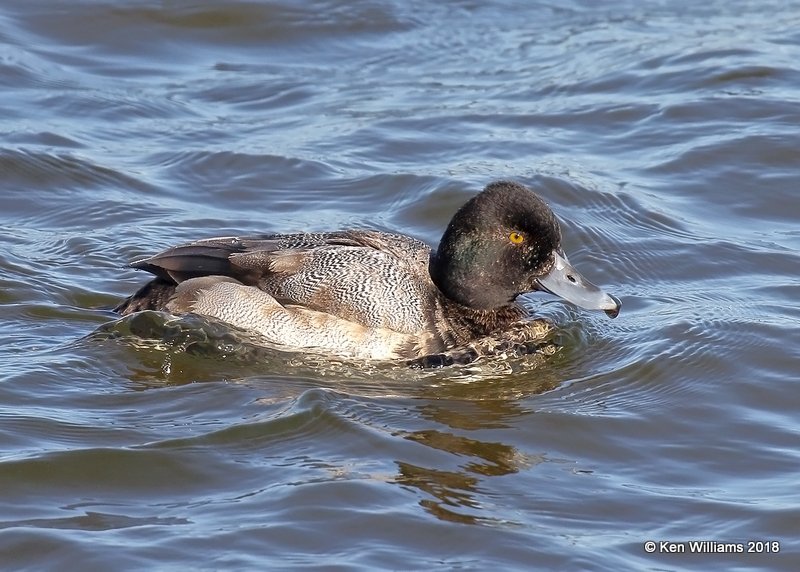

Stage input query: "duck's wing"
[
  {"left": 127, "top": 230, "right": 436, "bottom": 333},
  {"left": 129, "top": 231, "right": 365, "bottom": 284}
]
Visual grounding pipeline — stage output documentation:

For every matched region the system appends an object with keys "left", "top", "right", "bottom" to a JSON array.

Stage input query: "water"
[{"left": 1, "top": 0, "right": 799, "bottom": 569}]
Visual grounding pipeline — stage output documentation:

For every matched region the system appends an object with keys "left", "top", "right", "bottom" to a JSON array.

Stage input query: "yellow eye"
[{"left": 509, "top": 232, "right": 524, "bottom": 244}]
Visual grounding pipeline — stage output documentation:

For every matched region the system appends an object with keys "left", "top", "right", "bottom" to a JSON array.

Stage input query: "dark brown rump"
[{"left": 113, "top": 277, "right": 177, "bottom": 315}]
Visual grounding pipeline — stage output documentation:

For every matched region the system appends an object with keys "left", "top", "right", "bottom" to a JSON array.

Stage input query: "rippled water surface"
[{"left": 2, "top": 1, "right": 799, "bottom": 570}]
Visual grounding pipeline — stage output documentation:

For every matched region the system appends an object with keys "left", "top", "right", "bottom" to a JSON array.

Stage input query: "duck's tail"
[{"left": 113, "top": 278, "right": 177, "bottom": 315}]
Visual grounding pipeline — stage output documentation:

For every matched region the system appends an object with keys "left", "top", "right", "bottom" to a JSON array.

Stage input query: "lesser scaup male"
[{"left": 115, "top": 181, "right": 621, "bottom": 363}]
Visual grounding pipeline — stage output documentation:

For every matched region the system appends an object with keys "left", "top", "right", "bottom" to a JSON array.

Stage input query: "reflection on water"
[
  {"left": 396, "top": 430, "right": 537, "bottom": 525},
  {"left": 95, "top": 309, "right": 563, "bottom": 526},
  {"left": 394, "top": 392, "right": 558, "bottom": 525}
]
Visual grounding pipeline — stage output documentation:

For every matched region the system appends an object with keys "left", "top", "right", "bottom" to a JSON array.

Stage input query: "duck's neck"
[{"left": 437, "top": 292, "right": 526, "bottom": 342}]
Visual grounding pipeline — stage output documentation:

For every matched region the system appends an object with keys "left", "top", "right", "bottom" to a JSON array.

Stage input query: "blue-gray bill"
[{"left": 536, "top": 251, "right": 621, "bottom": 319}]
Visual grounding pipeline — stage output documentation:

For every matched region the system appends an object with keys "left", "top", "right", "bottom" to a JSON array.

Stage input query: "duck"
[{"left": 114, "top": 181, "right": 621, "bottom": 364}]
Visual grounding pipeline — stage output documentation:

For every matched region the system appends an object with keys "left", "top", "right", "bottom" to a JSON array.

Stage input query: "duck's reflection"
[
  {"left": 96, "top": 310, "right": 565, "bottom": 525},
  {"left": 393, "top": 384, "right": 557, "bottom": 525},
  {"left": 395, "top": 462, "right": 483, "bottom": 524}
]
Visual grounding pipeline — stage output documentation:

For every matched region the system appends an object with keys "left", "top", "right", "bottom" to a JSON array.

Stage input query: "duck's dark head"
[{"left": 430, "top": 180, "right": 621, "bottom": 317}]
